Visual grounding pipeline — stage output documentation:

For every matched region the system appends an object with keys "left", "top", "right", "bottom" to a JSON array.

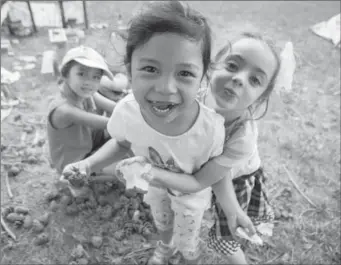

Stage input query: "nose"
[
  {"left": 232, "top": 72, "right": 246, "bottom": 88},
  {"left": 155, "top": 76, "right": 177, "bottom": 94}
]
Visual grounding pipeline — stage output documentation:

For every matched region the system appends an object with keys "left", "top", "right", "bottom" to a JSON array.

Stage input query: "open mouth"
[{"left": 148, "top": 100, "right": 179, "bottom": 114}]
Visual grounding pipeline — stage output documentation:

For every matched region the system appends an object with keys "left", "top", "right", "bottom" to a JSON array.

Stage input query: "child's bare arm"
[
  {"left": 148, "top": 159, "right": 227, "bottom": 193},
  {"left": 93, "top": 92, "right": 116, "bottom": 114},
  {"left": 86, "top": 138, "right": 130, "bottom": 173},
  {"left": 212, "top": 175, "right": 256, "bottom": 238},
  {"left": 51, "top": 103, "right": 109, "bottom": 130}
]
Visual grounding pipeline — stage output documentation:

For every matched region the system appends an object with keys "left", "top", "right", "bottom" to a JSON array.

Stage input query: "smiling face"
[
  {"left": 130, "top": 33, "right": 204, "bottom": 125},
  {"left": 210, "top": 38, "right": 277, "bottom": 112},
  {"left": 66, "top": 62, "right": 103, "bottom": 98}
]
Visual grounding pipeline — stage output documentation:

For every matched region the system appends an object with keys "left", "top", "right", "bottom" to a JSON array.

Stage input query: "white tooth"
[{"left": 152, "top": 106, "right": 170, "bottom": 113}]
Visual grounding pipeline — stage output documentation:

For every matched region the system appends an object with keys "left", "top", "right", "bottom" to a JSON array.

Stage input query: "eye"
[
  {"left": 179, "top": 70, "right": 195, "bottom": 78},
  {"left": 141, "top": 66, "right": 157, "bottom": 73},
  {"left": 77, "top": 72, "right": 85, "bottom": 77},
  {"left": 225, "top": 61, "right": 238, "bottom": 72},
  {"left": 93, "top": 75, "right": 101, "bottom": 80},
  {"left": 250, "top": 76, "right": 261, "bottom": 86}
]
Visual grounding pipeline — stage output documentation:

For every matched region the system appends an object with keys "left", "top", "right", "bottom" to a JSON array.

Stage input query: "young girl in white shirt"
[{"left": 62, "top": 2, "right": 225, "bottom": 264}]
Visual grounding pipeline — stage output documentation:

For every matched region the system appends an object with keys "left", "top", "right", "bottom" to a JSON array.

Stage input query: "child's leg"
[
  {"left": 144, "top": 186, "right": 176, "bottom": 264},
  {"left": 207, "top": 168, "right": 275, "bottom": 265},
  {"left": 171, "top": 188, "right": 212, "bottom": 264}
]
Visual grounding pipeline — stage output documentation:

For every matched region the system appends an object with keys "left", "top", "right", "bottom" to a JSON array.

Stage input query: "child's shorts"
[
  {"left": 144, "top": 186, "right": 212, "bottom": 260},
  {"left": 207, "top": 167, "right": 274, "bottom": 256}
]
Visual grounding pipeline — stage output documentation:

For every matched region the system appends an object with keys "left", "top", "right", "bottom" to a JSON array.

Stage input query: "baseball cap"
[{"left": 59, "top": 46, "right": 114, "bottom": 80}]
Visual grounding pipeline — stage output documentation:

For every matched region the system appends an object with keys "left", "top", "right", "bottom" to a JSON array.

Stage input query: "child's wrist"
[{"left": 83, "top": 159, "right": 92, "bottom": 174}]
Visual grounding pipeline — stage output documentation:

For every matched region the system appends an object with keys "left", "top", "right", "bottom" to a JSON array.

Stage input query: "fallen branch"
[
  {"left": 282, "top": 165, "right": 317, "bottom": 208},
  {"left": 1, "top": 216, "right": 16, "bottom": 241},
  {"left": 4, "top": 172, "right": 14, "bottom": 199},
  {"left": 123, "top": 247, "right": 154, "bottom": 259},
  {"left": 265, "top": 252, "right": 287, "bottom": 264}
]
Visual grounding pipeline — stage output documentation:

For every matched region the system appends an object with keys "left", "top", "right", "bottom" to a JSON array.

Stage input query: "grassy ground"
[{"left": 1, "top": 1, "right": 340, "bottom": 264}]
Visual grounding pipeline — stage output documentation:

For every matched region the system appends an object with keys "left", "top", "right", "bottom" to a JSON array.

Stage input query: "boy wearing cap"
[{"left": 47, "top": 46, "right": 117, "bottom": 174}]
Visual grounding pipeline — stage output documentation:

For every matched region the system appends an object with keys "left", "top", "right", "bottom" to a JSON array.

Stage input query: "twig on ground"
[
  {"left": 283, "top": 165, "right": 317, "bottom": 208},
  {"left": 123, "top": 247, "right": 155, "bottom": 259},
  {"left": 265, "top": 252, "right": 286, "bottom": 264},
  {"left": 1, "top": 216, "right": 16, "bottom": 241},
  {"left": 5, "top": 172, "right": 14, "bottom": 199}
]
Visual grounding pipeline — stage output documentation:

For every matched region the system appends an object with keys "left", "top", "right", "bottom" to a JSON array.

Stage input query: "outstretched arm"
[
  {"left": 148, "top": 159, "right": 227, "bottom": 193},
  {"left": 93, "top": 92, "right": 117, "bottom": 114},
  {"left": 212, "top": 174, "right": 256, "bottom": 238},
  {"left": 51, "top": 103, "right": 109, "bottom": 130},
  {"left": 86, "top": 139, "right": 130, "bottom": 173}
]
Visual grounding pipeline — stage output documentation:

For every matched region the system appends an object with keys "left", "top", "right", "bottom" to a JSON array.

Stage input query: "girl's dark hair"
[
  {"left": 60, "top": 60, "right": 78, "bottom": 78},
  {"left": 212, "top": 31, "right": 281, "bottom": 120},
  {"left": 123, "top": 1, "right": 212, "bottom": 80}
]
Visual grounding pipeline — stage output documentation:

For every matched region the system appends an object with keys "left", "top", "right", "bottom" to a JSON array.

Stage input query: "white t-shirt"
[
  {"left": 107, "top": 94, "right": 225, "bottom": 185},
  {"left": 213, "top": 115, "right": 261, "bottom": 179}
]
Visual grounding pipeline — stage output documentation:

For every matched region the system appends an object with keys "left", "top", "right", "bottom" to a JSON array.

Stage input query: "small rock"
[
  {"left": 72, "top": 233, "right": 88, "bottom": 244},
  {"left": 34, "top": 233, "right": 49, "bottom": 246},
  {"left": 110, "top": 257, "right": 123, "bottom": 265},
  {"left": 303, "top": 242, "right": 314, "bottom": 250},
  {"left": 125, "top": 189, "right": 137, "bottom": 198},
  {"left": 71, "top": 244, "right": 85, "bottom": 259},
  {"left": 97, "top": 195, "right": 108, "bottom": 206},
  {"left": 113, "top": 229, "right": 125, "bottom": 241},
  {"left": 32, "top": 219, "right": 44, "bottom": 233},
  {"left": 37, "top": 213, "right": 50, "bottom": 226},
  {"left": 49, "top": 201, "right": 59, "bottom": 212},
  {"left": 91, "top": 236, "right": 103, "bottom": 248},
  {"left": 14, "top": 219, "right": 24, "bottom": 228},
  {"left": 2, "top": 206, "right": 14, "bottom": 217},
  {"left": 26, "top": 155, "right": 38, "bottom": 164},
  {"left": 23, "top": 215, "right": 33, "bottom": 229},
  {"left": 77, "top": 203, "right": 88, "bottom": 211},
  {"left": 23, "top": 125, "right": 34, "bottom": 134},
  {"left": 14, "top": 206, "right": 29, "bottom": 215},
  {"left": 8, "top": 166, "right": 21, "bottom": 177},
  {"left": 75, "top": 196, "right": 87, "bottom": 205},
  {"left": 85, "top": 200, "right": 97, "bottom": 210},
  {"left": 77, "top": 258, "right": 88, "bottom": 265},
  {"left": 65, "top": 203, "right": 79, "bottom": 216},
  {"left": 281, "top": 209, "right": 289, "bottom": 219},
  {"left": 6, "top": 213, "right": 25, "bottom": 223},
  {"left": 45, "top": 190, "right": 60, "bottom": 202},
  {"left": 60, "top": 195, "right": 72, "bottom": 206},
  {"left": 120, "top": 195, "right": 129, "bottom": 204},
  {"left": 99, "top": 205, "right": 113, "bottom": 221},
  {"left": 274, "top": 209, "right": 282, "bottom": 220}
]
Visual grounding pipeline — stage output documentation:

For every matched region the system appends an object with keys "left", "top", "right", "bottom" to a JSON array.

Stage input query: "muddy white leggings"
[{"left": 144, "top": 186, "right": 212, "bottom": 260}]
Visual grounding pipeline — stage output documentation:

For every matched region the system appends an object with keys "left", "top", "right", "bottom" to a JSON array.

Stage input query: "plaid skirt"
[{"left": 207, "top": 167, "right": 274, "bottom": 256}]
